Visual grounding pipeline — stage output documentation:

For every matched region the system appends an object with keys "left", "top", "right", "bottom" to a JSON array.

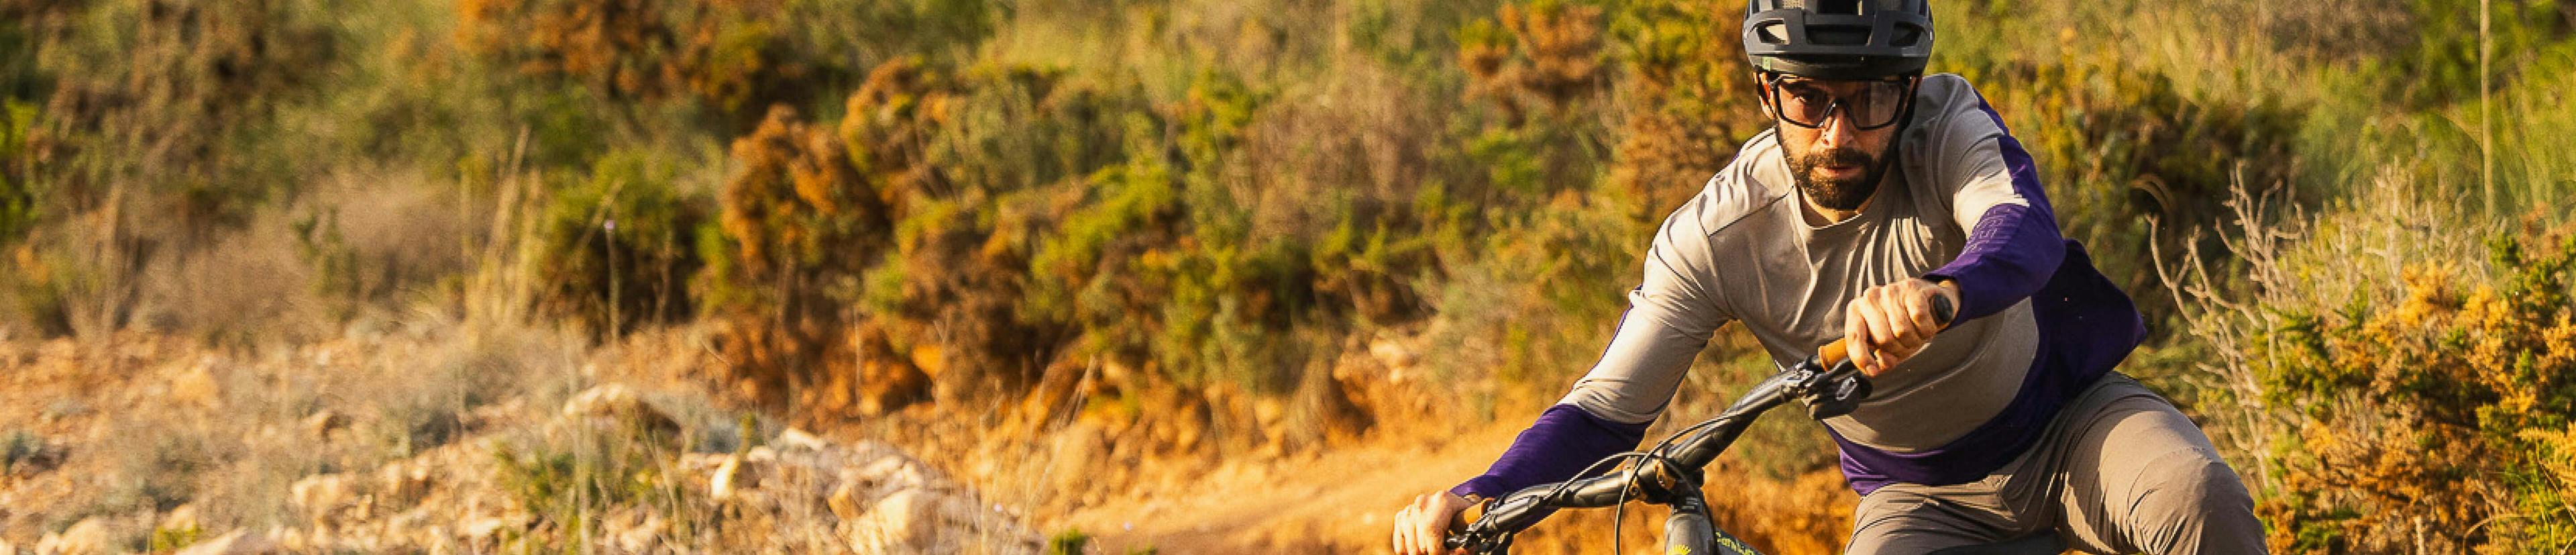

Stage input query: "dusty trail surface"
[{"left": 1050, "top": 422, "right": 1522, "bottom": 554}]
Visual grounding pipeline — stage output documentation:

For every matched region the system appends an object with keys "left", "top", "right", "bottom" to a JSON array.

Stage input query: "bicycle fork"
[{"left": 1661, "top": 474, "right": 1762, "bottom": 555}]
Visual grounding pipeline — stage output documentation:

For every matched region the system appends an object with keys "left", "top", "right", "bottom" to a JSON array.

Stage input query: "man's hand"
[
  {"left": 1392, "top": 490, "right": 1474, "bottom": 554},
  {"left": 1842, "top": 278, "right": 1962, "bottom": 376}
]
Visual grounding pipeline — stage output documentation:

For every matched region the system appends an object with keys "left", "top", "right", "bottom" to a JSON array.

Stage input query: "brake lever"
[
  {"left": 1791, "top": 292, "right": 1951, "bottom": 419},
  {"left": 1784, "top": 358, "right": 1872, "bottom": 419},
  {"left": 1444, "top": 529, "right": 1513, "bottom": 554}
]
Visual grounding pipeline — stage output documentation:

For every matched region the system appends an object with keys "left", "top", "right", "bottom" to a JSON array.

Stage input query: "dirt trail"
[{"left": 1051, "top": 421, "right": 1525, "bottom": 554}]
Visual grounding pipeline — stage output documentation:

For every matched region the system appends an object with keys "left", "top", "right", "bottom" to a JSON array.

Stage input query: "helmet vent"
[
  {"left": 1815, "top": 0, "right": 1861, "bottom": 15},
  {"left": 1890, "top": 27, "right": 1923, "bottom": 46},
  {"left": 1755, "top": 21, "right": 1789, "bottom": 44}
]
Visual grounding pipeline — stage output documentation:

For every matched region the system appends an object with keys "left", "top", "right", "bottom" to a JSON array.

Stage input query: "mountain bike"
[{"left": 1442, "top": 297, "right": 2066, "bottom": 555}]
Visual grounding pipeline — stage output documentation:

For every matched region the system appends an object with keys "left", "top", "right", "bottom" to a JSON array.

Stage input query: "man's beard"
[{"left": 1787, "top": 142, "right": 1893, "bottom": 212}]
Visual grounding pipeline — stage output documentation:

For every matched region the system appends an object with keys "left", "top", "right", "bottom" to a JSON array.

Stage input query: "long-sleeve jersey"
[{"left": 1454, "top": 74, "right": 2147, "bottom": 499}]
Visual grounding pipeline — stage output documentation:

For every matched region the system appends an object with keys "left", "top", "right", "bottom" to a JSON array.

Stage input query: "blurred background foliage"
[{"left": 0, "top": 0, "right": 2571, "bottom": 551}]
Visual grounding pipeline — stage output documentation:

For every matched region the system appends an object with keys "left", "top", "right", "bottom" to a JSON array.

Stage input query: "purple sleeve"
[
  {"left": 1921, "top": 99, "right": 2065, "bottom": 321},
  {"left": 1451, "top": 404, "right": 1651, "bottom": 499}
]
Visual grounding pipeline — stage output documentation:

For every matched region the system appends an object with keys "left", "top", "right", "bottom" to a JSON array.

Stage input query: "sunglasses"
[{"left": 1762, "top": 72, "right": 1919, "bottom": 130}]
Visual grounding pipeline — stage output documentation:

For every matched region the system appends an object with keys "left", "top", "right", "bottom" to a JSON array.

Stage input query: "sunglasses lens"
[
  {"left": 1849, "top": 81, "right": 1905, "bottom": 128},
  {"left": 1771, "top": 77, "right": 1910, "bottom": 129},
  {"left": 1776, "top": 83, "right": 1834, "bottom": 128}
]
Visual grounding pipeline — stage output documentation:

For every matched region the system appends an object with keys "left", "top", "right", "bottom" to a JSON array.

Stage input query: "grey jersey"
[{"left": 1560, "top": 73, "right": 2044, "bottom": 453}]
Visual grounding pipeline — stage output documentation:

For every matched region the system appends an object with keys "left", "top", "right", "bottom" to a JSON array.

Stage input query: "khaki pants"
[{"left": 1844, "top": 374, "right": 2267, "bottom": 554}]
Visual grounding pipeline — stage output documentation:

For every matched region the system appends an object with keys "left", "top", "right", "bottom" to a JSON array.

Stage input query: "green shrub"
[
  {"left": 532, "top": 148, "right": 708, "bottom": 338},
  {"left": 0, "top": 100, "right": 35, "bottom": 245},
  {"left": 1044, "top": 529, "right": 1089, "bottom": 555}
]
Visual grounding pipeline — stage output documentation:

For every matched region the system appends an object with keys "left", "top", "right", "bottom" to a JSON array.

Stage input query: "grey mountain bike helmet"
[{"left": 1741, "top": 0, "right": 1933, "bottom": 79}]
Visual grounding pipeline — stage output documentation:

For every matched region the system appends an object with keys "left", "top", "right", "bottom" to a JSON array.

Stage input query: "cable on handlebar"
[
  {"left": 1533, "top": 450, "right": 1646, "bottom": 510},
  {"left": 1607, "top": 404, "right": 1743, "bottom": 555},
  {"left": 1614, "top": 461, "right": 1633, "bottom": 555}
]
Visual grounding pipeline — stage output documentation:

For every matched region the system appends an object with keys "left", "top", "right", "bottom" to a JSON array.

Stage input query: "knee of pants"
[{"left": 2130, "top": 451, "right": 2256, "bottom": 525}]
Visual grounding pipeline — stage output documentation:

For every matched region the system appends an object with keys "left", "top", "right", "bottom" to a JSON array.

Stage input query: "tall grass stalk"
[
  {"left": 465, "top": 127, "right": 543, "bottom": 336},
  {"left": 2481, "top": 0, "right": 2493, "bottom": 216}
]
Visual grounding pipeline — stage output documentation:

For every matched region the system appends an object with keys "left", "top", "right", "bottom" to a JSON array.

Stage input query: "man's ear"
[{"left": 1752, "top": 72, "right": 1774, "bottom": 119}]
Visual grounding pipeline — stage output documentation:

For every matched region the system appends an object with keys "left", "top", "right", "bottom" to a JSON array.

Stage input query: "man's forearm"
[{"left": 1451, "top": 404, "right": 1650, "bottom": 500}]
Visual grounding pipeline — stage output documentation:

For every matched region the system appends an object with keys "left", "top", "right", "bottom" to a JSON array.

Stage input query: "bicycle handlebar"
[{"left": 1444, "top": 295, "right": 1954, "bottom": 554}]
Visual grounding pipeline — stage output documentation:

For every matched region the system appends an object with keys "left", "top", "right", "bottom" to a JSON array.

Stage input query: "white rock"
[
  {"left": 160, "top": 504, "right": 203, "bottom": 533},
  {"left": 176, "top": 529, "right": 274, "bottom": 555},
  {"left": 774, "top": 427, "right": 828, "bottom": 452},
  {"left": 290, "top": 474, "right": 356, "bottom": 521},
  {"left": 35, "top": 517, "right": 111, "bottom": 555},
  {"left": 558, "top": 385, "right": 677, "bottom": 436},
  {"left": 608, "top": 513, "right": 664, "bottom": 554},
  {"left": 378, "top": 462, "right": 431, "bottom": 505},
  {"left": 710, "top": 454, "right": 742, "bottom": 500}
]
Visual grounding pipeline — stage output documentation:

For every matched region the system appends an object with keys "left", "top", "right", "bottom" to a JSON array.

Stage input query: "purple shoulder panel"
[{"left": 1922, "top": 94, "right": 2066, "bottom": 321}]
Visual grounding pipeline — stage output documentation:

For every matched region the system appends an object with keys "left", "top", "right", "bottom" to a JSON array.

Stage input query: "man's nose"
[{"left": 1817, "top": 108, "right": 1859, "bottom": 149}]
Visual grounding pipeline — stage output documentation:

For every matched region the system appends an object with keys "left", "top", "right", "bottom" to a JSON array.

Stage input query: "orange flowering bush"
[
  {"left": 1458, "top": 0, "right": 1605, "bottom": 124},
  {"left": 701, "top": 102, "right": 894, "bottom": 412},
  {"left": 2169, "top": 178, "right": 2576, "bottom": 553},
  {"left": 455, "top": 0, "right": 830, "bottom": 121}
]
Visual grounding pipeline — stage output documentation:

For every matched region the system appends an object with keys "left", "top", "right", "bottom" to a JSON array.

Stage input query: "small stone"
[
  {"left": 160, "top": 504, "right": 203, "bottom": 533},
  {"left": 176, "top": 529, "right": 275, "bottom": 555},
  {"left": 710, "top": 454, "right": 750, "bottom": 500},
  {"left": 609, "top": 513, "right": 663, "bottom": 554},
  {"left": 302, "top": 410, "right": 350, "bottom": 439},
  {"left": 36, "top": 517, "right": 112, "bottom": 555},
  {"left": 559, "top": 385, "right": 679, "bottom": 440},
  {"left": 462, "top": 516, "right": 516, "bottom": 543},
  {"left": 170, "top": 363, "right": 223, "bottom": 409},
  {"left": 290, "top": 474, "right": 354, "bottom": 520},
  {"left": 843, "top": 489, "right": 982, "bottom": 552},
  {"left": 773, "top": 427, "right": 828, "bottom": 452},
  {"left": 378, "top": 462, "right": 431, "bottom": 505}
]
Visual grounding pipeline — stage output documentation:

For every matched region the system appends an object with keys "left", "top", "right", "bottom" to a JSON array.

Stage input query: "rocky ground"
[
  {"left": 0, "top": 319, "right": 1039, "bottom": 555},
  {"left": 0, "top": 318, "right": 1857, "bottom": 554}
]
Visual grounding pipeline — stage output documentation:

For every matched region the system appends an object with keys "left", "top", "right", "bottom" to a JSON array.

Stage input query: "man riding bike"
[{"left": 1391, "top": 1, "right": 2266, "bottom": 553}]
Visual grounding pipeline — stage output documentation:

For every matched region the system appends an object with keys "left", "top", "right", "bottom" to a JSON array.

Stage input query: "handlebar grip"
[
  {"left": 1448, "top": 497, "right": 1489, "bottom": 535},
  {"left": 1815, "top": 291, "right": 1957, "bottom": 369}
]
